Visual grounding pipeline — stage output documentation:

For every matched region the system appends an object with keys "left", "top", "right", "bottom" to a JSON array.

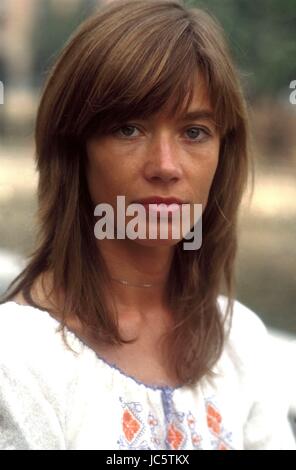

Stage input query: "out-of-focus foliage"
[
  {"left": 32, "top": 0, "right": 96, "bottom": 87},
  {"left": 186, "top": 0, "right": 296, "bottom": 98},
  {"left": 30, "top": 0, "right": 296, "bottom": 97}
]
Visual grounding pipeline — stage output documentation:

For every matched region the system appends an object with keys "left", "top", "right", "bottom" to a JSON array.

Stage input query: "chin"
[{"left": 133, "top": 237, "right": 181, "bottom": 248}]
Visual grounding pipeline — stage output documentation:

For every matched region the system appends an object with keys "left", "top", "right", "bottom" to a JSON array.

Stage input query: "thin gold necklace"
[{"left": 110, "top": 277, "right": 165, "bottom": 288}]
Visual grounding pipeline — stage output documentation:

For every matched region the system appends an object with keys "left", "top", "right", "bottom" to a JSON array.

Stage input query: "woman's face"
[{"left": 86, "top": 75, "right": 220, "bottom": 247}]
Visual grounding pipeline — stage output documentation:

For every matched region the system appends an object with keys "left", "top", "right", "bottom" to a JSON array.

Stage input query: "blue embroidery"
[{"left": 117, "top": 393, "right": 233, "bottom": 450}]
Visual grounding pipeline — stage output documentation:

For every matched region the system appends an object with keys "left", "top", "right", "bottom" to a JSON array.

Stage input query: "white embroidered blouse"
[{"left": 0, "top": 297, "right": 295, "bottom": 450}]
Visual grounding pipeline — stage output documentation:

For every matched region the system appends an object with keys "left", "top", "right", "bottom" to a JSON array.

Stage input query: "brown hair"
[{"left": 1, "top": 0, "right": 250, "bottom": 385}]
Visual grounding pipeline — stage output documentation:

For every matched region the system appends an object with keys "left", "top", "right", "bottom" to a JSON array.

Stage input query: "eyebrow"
[{"left": 177, "top": 109, "right": 215, "bottom": 122}]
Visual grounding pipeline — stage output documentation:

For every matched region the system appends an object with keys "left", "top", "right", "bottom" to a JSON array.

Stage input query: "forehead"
[
  {"left": 153, "top": 72, "right": 212, "bottom": 122},
  {"left": 187, "top": 74, "right": 212, "bottom": 110},
  {"left": 84, "top": 70, "right": 214, "bottom": 139}
]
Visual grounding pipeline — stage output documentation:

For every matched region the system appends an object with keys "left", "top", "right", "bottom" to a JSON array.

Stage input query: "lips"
[
  {"left": 134, "top": 197, "right": 185, "bottom": 205},
  {"left": 132, "top": 197, "right": 186, "bottom": 216}
]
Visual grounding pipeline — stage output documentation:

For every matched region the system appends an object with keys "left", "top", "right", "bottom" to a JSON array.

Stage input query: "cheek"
[
  {"left": 87, "top": 161, "right": 116, "bottom": 204},
  {"left": 207, "top": 153, "right": 219, "bottom": 186},
  {"left": 194, "top": 143, "right": 219, "bottom": 199},
  {"left": 86, "top": 145, "right": 111, "bottom": 203},
  {"left": 185, "top": 151, "right": 219, "bottom": 227},
  {"left": 86, "top": 145, "right": 135, "bottom": 205}
]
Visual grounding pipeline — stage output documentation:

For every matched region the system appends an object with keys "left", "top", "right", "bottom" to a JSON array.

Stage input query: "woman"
[{"left": 0, "top": 0, "right": 294, "bottom": 450}]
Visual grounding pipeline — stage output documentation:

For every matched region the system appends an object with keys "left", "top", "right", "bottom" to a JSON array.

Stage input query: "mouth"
[
  {"left": 133, "top": 198, "right": 190, "bottom": 218},
  {"left": 139, "top": 203, "right": 182, "bottom": 215},
  {"left": 134, "top": 196, "right": 187, "bottom": 205}
]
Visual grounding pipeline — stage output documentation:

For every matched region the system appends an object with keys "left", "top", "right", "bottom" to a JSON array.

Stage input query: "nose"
[{"left": 143, "top": 132, "right": 183, "bottom": 184}]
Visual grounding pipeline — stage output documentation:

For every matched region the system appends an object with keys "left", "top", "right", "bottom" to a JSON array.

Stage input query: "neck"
[{"left": 97, "top": 238, "right": 174, "bottom": 315}]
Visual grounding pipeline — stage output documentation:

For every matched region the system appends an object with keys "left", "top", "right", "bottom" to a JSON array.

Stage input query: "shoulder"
[
  {"left": 0, "top": 299, "right": 55, "bottom": 328},
  {"left": 0, "top": 301, "right": 73, "bottom": 449},
  {"left": 0, "top": 301, "right": 83, "bottom": 379},
  {"left": 216, "top": 297, "right": 296, "bottom": 450},
  {"left": 0, "top": 300, "right": 61, "bottom": 349},
  {"left": 217, "top": 295, "right": 267, "bottom": 334},
  {"left": 217, "top": 295, "right": 268, "bottom": 350},
  {"left": 215, "top": 296, "right": 271, "bottom": 379}
]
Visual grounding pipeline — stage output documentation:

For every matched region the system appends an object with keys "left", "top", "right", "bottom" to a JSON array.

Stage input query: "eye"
[
  {"left": 185, "top": 127, "right": 210, "bottom": 142},
  {"left": 113, "top": 125, "right": 140, "bottom": 138}
]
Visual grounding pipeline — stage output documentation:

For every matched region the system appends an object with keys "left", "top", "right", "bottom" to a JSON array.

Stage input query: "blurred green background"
[{"left": 0, "top": 0, "right": 295, "bottom": 333}]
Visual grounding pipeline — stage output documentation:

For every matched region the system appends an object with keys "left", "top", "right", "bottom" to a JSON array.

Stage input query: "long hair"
[{"left": 1, "top": 0, "right": 250, "bottom": 385}]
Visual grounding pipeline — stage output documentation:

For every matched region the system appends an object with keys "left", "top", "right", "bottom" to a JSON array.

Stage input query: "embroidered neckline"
[{"left": 7, "top": 301, "right": 184, "bottom": 393}]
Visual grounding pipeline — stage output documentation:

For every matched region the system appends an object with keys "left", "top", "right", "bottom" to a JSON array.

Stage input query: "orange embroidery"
[
  {"left": 148, "top": 417, "right": 158, "bottom": 427},
  {"left": 187, "top": 415, "right": 195, "bottom": 426},
  {"left": 218, "top": 442, "right": 229, "bottom": 450},
  {"left": 192, "top": 434, "right": 201, "bottom": 447},
  {"left": 122, "top": 409, "right": 141, "bottom": 442},
  {"left": 167, "top": 423, "right": 184, "bottom": 450},
  {"left": 207, "top": 403, "right": 222, "bottom": 435}
]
